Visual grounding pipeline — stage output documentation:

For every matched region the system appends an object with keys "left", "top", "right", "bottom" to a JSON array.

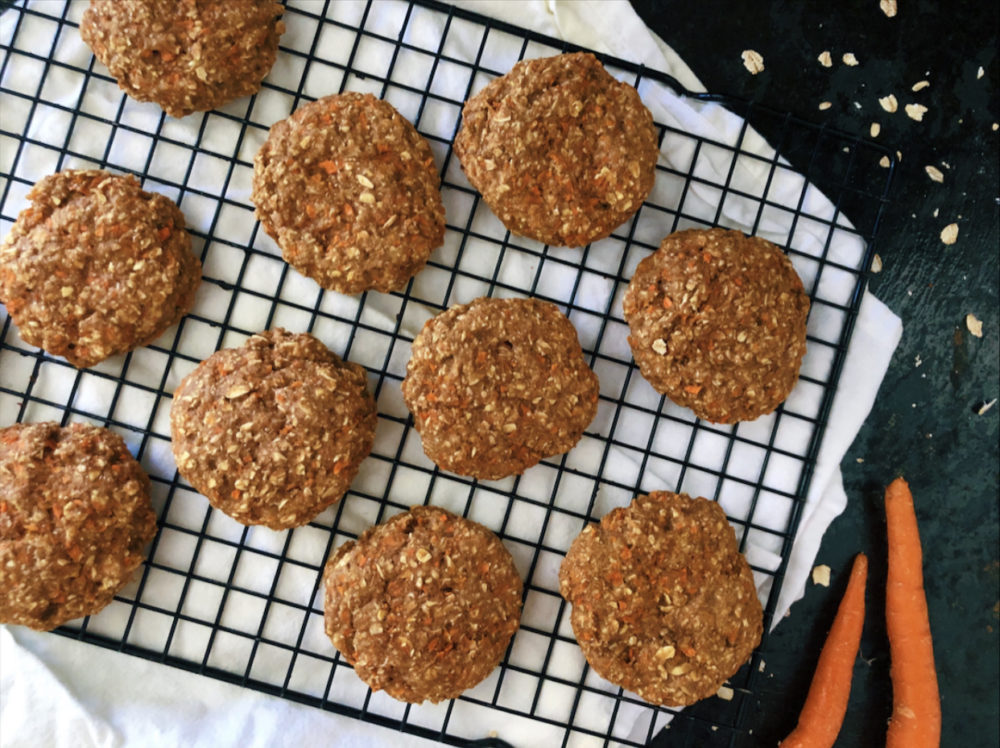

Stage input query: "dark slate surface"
[{"left": 628, "top": 1, "right": 999, "bottom": 746}]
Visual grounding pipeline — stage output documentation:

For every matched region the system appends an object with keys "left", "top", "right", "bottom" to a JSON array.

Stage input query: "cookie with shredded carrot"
[
  {"left": 252, "top": 92, "right": 446, "bottom": 294},
  {"left": 401, "top": 297, "right": 599, "bottom": 480},
  {"left": 80, "top": 0, "right": 285, "bottom": 118},
  {"left": 0, "top": 422, "right": 157, "bottom": 631},
  {"left": 454, "top": 52, "right": 658, "bottom": 247},
  {"left": 559, "top": 491, "right": 763, "bottom": 706},
  {"left": 323, "top": 505, "right": 522, "bottom": 703},
  {"left": 623, "top": 228, "right": 809, "bottom": 423},
  {"left": 170, "top": 329, "right": 376, "bottom": 530},
  {"left": 0, "top": 169, "right": 201, "bottom": 368}
]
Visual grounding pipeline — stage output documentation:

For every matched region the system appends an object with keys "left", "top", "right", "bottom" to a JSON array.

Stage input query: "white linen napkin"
[{"left": 0, "top": 1, "right": 901, "bottom": 746}]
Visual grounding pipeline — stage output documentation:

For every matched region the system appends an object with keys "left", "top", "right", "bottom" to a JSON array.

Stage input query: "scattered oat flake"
[
  {"left": 812, "top": 565, "right": 831, "bottom": 587},
  {"left": 912, "top": 80, "right": 930, "bottom": 91},
  {"left": 870, "top": 122, "right": 881, "bottom": 137},
  {"left": 856, "top": 457, "right": 865, "bottom": 463},
  {"left": 879, "top": 94, "right": 898, "bottom": 113},
  {"left": 933, "top": 208, "right": 939, "bottom": 217},
  {"left": 843, "top": 53, "right": 860, "bottom": 66},
  {"left": 819, "top": 101, "right": 832, "bottom": 110},
  {"left": 978, "top": 398, "right": 998, "bottom": 415},
  {"left": 880, "top": 0, "right": 897, "bottom": 16},
  {"left": 940, "top": 223, "right": 959, "bottom": 245},
  {"left": 818, "top": 51, "right": 833, "bottom": 68},
  {"left": 871, "top": 253, "right": 883, "bottom": 273},
  {"left": 925, "top": 165, "right": 944, "bottom": 183},
  {"left": 905, "top": 103, "right": 928, "bottom": 121},
  {"left": 966, "top": 313, "right": 983, "bottom": 338},
  {"left": 717, "top": 685, "right": 735, "bottom": 701},
  {"left": 879, "top": 155, "right": 891, "bottom": 168},
  {"left": 978, "top": 66, "right": 985, "bottom": 79},
  {"left": 759, "top": 659, "right": 766, "bottom": 673},
  {"left": 915, "top": 354, "right": 923, "bottom": 367},
  {"left": 742, "top": 49, "right": 765, "bottom": 75},
  {"left": 993, "top": 123, "right": 999, "bottom": 131}
]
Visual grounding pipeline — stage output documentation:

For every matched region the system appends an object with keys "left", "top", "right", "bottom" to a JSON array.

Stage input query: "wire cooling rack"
[{"left": 0, "top": 1, "right": 895, "bottom": 746}]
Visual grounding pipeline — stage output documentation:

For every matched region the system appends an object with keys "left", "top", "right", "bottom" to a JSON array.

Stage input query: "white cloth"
[{"left": 0, "top": 1, "right": 901, "bottom": 746}]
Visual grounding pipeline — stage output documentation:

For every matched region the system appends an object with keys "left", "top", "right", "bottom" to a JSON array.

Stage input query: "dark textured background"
[{"left": 627, "top": 1, "right": 999, "bottom": 746}]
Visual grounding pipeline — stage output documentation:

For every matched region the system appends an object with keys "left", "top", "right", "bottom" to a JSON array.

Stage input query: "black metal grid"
[{"left": 0, "top": 1, "right": 896, "bottom": 746}]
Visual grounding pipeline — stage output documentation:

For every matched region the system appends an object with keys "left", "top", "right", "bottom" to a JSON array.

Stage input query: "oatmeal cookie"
[
  {"left": 0, "top": 169, "right": 201, "bottom": 368},
  {"left": 323, "top": 505, "right": 522, "bottom": 703},
  {"left": 401, "top": 297, "right": 599, "bottom": 480},
  {"left": 559, "top": 491, "right": 763, "bottom": 706},
  {"left": 623, "top": 228, "right": 809, "bottom": 423},
  {"left": 0, "top": 422, "right": 157, "bottom": 631},
  {"left": 170, "top": 329, "right": 376, "bottom": 530},
  {"left": 454, "top": 52, "right": 658, "bottom": 247},
  {"left": 80, "top": 0, "right": 285, "bottom": 118},
  {"left": 252, "top": 92, "right": 446, "bottom": 294}
]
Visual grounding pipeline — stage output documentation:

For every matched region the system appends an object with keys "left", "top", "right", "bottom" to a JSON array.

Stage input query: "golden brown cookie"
[
  {"left": 252, "top": 93, "right": 446, "bottom": 294},
  {"left": 0, "top": 169, "right": 201, "bottom": 368},
  {"left": 170, "top": 329, "right": 376, "bottom": 530},
  {"left": 323, "top": 506, "right": 522, "bottom": 703},
  {"left": 454, "top": 52, "right": 658, "bottom": 247},
  {"left": 80, "top": 0, "right": 285, "bottom": 118},
  {"left": 623, "top": 228, "right": 810, "bottom": 423},
  {"left": 0, "top": 422, "right": 157, "bottom": 631},
  {"left": 559, "top": 491, "right": 763, "bottom": 706},
  {"left": 401, "top": 297, "right": 599, "bottom": 480}
]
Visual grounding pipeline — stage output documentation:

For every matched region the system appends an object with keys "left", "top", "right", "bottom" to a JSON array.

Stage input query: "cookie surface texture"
[
  {"left": 170, "top": 328, "right": 376, "bottom": 530},
  {"left": 559, "top": 491, "right": 763, "bottom": 706},
  {"left": 401, "top": 297, "right": 599, "bottom": 480},
  {"left": 80, "top": 0, "right": 285, "bottom": 118},
  {"left": 252, "top": 92, "right": 446, "bottom": 294},
  {"left": 323, "top": 505, "right": 522, "bottom": 703},
  {"left": 0, "top": 422, "right": 157, "bottom": 631},
  {"left": 0, "top": 169, "right": 201, "bottom": 368},
  {"left": 454, "top": 51, "right": 658, "bottom": 247},
  {"left": 623, "top": 228, "right": 809, "bottom": 423}
]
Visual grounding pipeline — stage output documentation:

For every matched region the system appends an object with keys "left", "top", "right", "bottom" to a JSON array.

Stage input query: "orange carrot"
[
  {"left": 885, "top": 477, "right": 941, "bottom": 747},
  {"left": 780, "top": 553, "right": 868, "bottom": 748}
]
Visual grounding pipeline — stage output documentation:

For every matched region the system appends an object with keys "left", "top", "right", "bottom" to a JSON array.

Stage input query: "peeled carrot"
[
  {"left": 885, "top": 477, "right": 941, "bottom": 747},
  {"left": 779, "top": 553, "right": 868, "bottom": 748}
]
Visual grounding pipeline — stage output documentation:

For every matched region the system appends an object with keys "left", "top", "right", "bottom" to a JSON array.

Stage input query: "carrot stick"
[
  {"left": 885, "top": 476, "right": 941, "bottom": 747},
  {"left": 779, "top": 553, "right": 868, "bottom": 748}
]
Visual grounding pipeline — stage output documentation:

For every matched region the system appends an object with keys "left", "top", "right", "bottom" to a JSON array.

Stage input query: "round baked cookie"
[
  {"left": 453, "top": 51, "right": 658, "bottom": 248},
  {"left": 252, "top": 92, "right": 446, "bottom": 294},
  {"left": 401, "top": 297, "right": 599, "bottom": 480},
  {"left": 559, "top": 491, "right": 763, "bottom": 706},
  {"left": 623, "top": 228, "right": 809, "bottom": 423},
  {"left": 0, "top": 169, "right": 201, "bottom": 369},
  {"left": 323, "top": 505, "right": 522, "bottom": 703},
  {"left": 0, "top": 422, "right": 157, "bottom": 631},
  {"left": 80, "top": 0, "right": 285, "bottom": 118},
  {"left": 170, "top": 329, "right": 376, "bottom": 530}
]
